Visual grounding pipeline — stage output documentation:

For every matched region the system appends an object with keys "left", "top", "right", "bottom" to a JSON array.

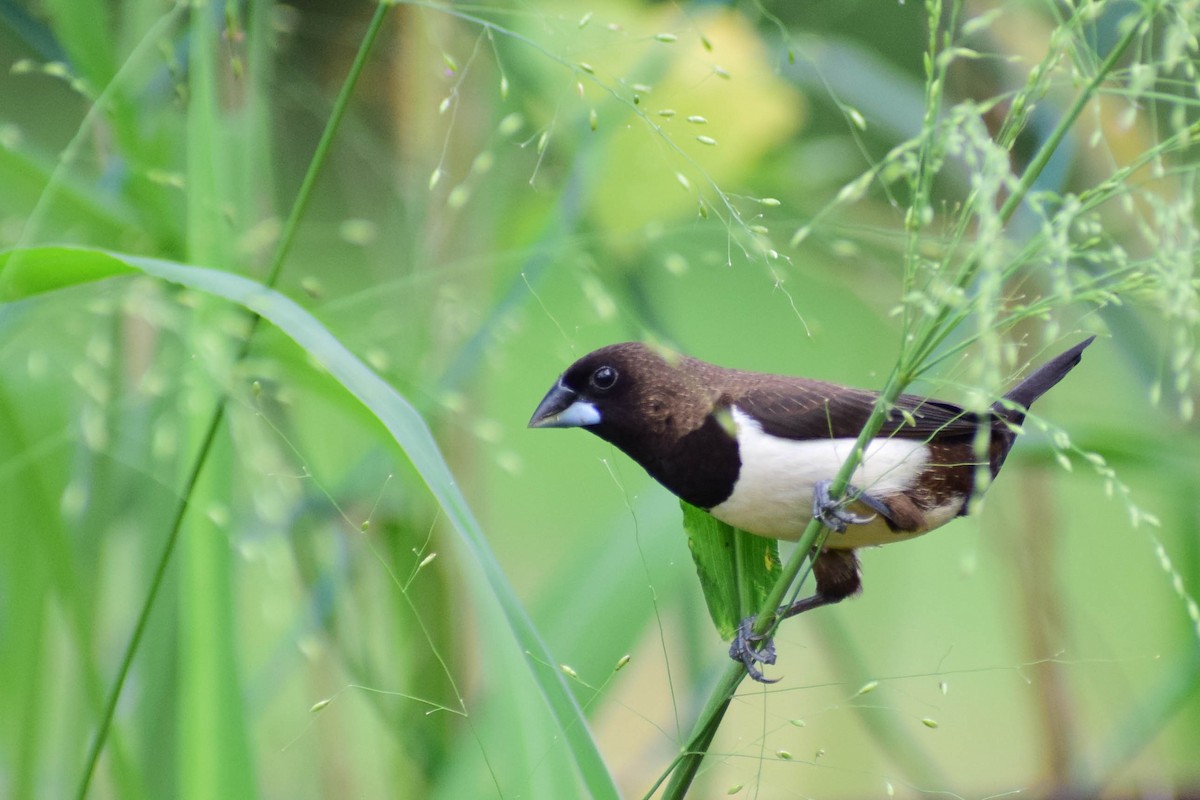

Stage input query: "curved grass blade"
[{"left": 0, "top": 245, "right": 619, "bottom": 799}]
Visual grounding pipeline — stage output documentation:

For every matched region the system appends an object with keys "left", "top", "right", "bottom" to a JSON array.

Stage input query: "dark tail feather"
[
  {"left": 982, "top": 336, "right": 1094, "bottom": 481},
  {"left": 994, "top": 336, "right": 1096, "bottom": 426}
]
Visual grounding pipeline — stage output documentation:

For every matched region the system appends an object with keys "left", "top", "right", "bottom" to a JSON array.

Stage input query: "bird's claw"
[
  {"left": 813, "top": 479, "right": 878, "bottom": 533},
  {"left": 728, "top": 481, "right": 885, "bottom": 681},
  {"left": 729, "top": 615, "right": 780, "bottom": 684}
]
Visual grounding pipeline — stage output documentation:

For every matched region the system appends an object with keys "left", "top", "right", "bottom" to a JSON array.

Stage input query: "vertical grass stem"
[{"left": 73, "top": 4, "right": 392, "bottom": 797}]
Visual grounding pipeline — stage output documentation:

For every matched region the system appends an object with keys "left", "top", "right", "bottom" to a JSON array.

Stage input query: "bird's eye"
[{"left": 590, "top": 365, "right": 618, "bottom": 391}]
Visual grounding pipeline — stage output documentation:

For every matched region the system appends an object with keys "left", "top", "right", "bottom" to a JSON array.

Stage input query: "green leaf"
[
  {"left": 0, "top": 247, "right": 136, "bottom": 300},
  {"left": 0, "top": 245, "right": 620, "bottom": 799},
  {"left": 681, "top": 500, "right": 781, "bottom": 640}
]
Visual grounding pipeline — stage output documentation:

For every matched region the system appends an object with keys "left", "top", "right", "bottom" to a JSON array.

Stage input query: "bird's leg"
[
  {"left": 728, "top": 617, "right": 778, "bottom": 683},
  {"left": 729, "top": 549, "right": 862, "bottom": 683},
  {"left": 729, "top": 594, "right": 844, "bottom": 683},
  {"left": 812, "top": 478, "right": 892, "bottom": 532}
]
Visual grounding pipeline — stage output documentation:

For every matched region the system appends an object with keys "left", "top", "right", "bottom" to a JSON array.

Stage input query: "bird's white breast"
[{"left": 708, "top": 407, "right": 934, "bottom": 544}]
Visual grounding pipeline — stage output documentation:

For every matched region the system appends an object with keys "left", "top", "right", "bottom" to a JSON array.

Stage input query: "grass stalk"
[
  {"left": 908, "top": 2, "right": 1148, "bottom": 373},
  {"left": 655, "top": 2, "right": 1152, "bottom": 795},
  {"left": 72, "top": 4, "right": 392, "bottom": 797}
]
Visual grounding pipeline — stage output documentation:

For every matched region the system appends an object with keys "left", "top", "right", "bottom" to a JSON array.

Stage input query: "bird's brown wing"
[{"left": 730, "top": 376, "right": 980, "bottom": 443}]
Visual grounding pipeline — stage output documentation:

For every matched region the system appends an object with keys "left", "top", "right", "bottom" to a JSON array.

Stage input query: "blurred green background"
[{"left": 1, "top": 0, "right": 1198, "bottom": 798}]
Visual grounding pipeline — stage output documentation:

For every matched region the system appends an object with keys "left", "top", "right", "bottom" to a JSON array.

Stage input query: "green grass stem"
[
  {"left": 72, "top": 4, "right": 393, "bottom": 797},
  {"left": 656, "top": 2, "right": 1153, "bottom": 795}
]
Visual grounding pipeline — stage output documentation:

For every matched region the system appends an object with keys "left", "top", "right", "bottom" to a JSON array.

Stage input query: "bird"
[{"left": 528, "top": 337, "right": 1094, "bottom": 682}]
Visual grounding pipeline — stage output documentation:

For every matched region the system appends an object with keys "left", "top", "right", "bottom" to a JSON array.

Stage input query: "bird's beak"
[{"left": 528, "top": 380, "right": 601, "bottom": 428}]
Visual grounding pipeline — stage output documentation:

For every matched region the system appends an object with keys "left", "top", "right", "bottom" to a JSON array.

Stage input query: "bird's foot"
[
  {"left": 729, "top": 615, "right": 779, "bottom": 684},
  {"left": 812, "top": 479, "right": 885, "bottom": 532}
]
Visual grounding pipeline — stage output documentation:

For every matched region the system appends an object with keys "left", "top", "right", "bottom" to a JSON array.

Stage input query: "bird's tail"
[
  {"left": 993, "top": 336, "right": 1096, "bottom": 427},
  {"left": 981, "top": 336, "right": 1094, "bottom": 481}
]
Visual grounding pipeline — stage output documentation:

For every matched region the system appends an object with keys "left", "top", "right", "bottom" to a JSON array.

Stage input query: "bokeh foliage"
[{"left": 1, "top": 0, "right": 1198, "bottom": 798}]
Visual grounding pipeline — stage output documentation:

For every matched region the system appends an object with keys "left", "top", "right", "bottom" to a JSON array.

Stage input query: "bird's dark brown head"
[{"left": 528, "top": 342, "right": 716, "bottom": 454}]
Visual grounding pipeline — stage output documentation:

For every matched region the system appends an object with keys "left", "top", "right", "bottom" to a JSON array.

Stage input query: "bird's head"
[{"left": 528, "top": 342, "right": 703, "bottom": 450}]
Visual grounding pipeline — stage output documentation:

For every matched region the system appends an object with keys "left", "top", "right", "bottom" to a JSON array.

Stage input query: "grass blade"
[{"left": 0, "top": 245, "right": 620, "bottom": 798}]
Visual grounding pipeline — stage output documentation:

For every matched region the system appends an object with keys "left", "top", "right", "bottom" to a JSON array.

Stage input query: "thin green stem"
[
  {"left": 655, "top": 3, "right": 1154, "bottom": 796},
  {"left": 900, "top": 0, "right": 955, "bottom": 334},
  {"left": 995, "top": 8, "right": 1146, "bottom": 227},
  {"left": 259, "top": 1, "right": 389, "bottom": 293},
  {"left": 74, "top": 407, "right": 227, "bottom": 800},
  {"left": 73, "top": 4, "right": 392, "bottom": 797},
  {"left": 661, "top": 371, "right": 908, "bottom": 800},
  {"left": 909, "top": 3, "right": 1148, "bottom": 373}
]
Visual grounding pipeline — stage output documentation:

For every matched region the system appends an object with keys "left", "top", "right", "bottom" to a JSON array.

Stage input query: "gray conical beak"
[{"left": 528, "top": 380, "right": 601, "bottom": 428}]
